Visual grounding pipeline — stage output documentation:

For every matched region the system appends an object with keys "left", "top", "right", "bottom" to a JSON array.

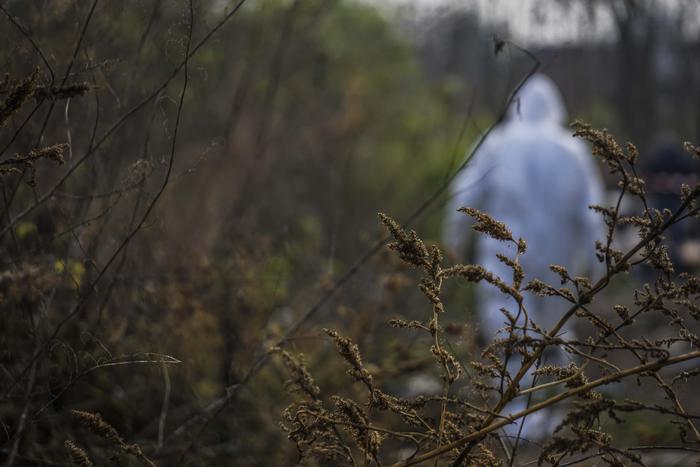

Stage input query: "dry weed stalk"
[
  {"left": 0, "top": 143, "right": 68, "bottom": 186},
  {"left": 64, "top": 440, "right": 93, "bottom": 467},
  {"left": 278, "top": 123, "right": 700, "bottom": 466},
  {"left": 70, "top": 410, "right": 156, "bottom": 467}
]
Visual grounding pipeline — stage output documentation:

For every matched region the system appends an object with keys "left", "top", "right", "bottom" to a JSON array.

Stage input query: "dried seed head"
[
  {"left": 71, "top": 410, "right": 124, "bottom": 447},
  {"left": 458, "top": 207, "right": 514, "bottom": 243},
  {"left": 64, "top": 440, "right": 93, "bottom": 467}
]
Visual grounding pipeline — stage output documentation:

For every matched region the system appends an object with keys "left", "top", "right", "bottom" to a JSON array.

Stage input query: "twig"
[
  {"left": 393, "top": 350, "right": 700, "bottom": 466},
  {"left": 168, "top": 37, "right": 541, "bottom": 442}
]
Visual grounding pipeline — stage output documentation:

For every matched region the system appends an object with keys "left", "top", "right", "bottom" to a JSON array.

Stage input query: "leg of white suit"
[{"left": 477, "top": 284, "right": 573, "bottom": 440}]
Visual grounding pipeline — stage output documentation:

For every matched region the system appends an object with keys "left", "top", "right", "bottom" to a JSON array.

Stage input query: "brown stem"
[{"left": 394, "top": 350, "right": 700, "bottom": 466}]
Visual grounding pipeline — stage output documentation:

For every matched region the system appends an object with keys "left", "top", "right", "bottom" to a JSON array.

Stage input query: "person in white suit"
[{"left": 443, "top": 73, "right": 605, "bottom": 439}]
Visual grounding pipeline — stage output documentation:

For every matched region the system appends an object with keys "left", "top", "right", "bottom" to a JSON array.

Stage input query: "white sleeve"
[{"left": 443, "top": 142, "right": 494, "bottom": 255}]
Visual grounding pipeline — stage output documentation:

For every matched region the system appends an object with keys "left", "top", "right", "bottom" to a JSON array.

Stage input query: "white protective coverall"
[{"left": 443, "top": 73, "right": 605, "bottom": 438}]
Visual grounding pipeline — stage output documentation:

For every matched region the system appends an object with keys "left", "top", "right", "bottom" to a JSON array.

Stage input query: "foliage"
[
  {"left": 279, "top": 124, "right": 700, "bottom": 465},
  {"left": 1, "top": 0, "right": 699, "bottom": 466},
  {"left": 0, "top": 1, "right": 481, "bottom": 465}
]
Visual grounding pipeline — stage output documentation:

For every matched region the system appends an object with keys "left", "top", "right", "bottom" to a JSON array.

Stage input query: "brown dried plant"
[
  {"left": 0, "top": 143, "right": 68, "bottom": 186},
  {"left": 64, "top": 439, "right": 93, "bottom": 467},
  {"left": 278, "top": 123, "right": 700, "bottom": 466},
  {"left": 70, "top": 410, "right": 156, "bottom": 467}
]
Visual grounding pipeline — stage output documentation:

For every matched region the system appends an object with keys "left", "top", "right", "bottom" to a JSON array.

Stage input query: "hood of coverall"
[{"left": 506, "top": 73, "right": 567, "bottom": 125}]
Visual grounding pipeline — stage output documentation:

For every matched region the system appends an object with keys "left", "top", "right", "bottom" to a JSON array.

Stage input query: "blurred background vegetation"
[{"left": 1, "top": 0, "right": 699, "bottom": 465}]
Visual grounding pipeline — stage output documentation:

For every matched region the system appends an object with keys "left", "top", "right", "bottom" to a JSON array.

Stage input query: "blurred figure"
[
  {"left": 443, "top": 73, "right": 605, "bottom": 440},
  {"left": 642, "top": 137, "right": 700, "bottom": 271}
]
